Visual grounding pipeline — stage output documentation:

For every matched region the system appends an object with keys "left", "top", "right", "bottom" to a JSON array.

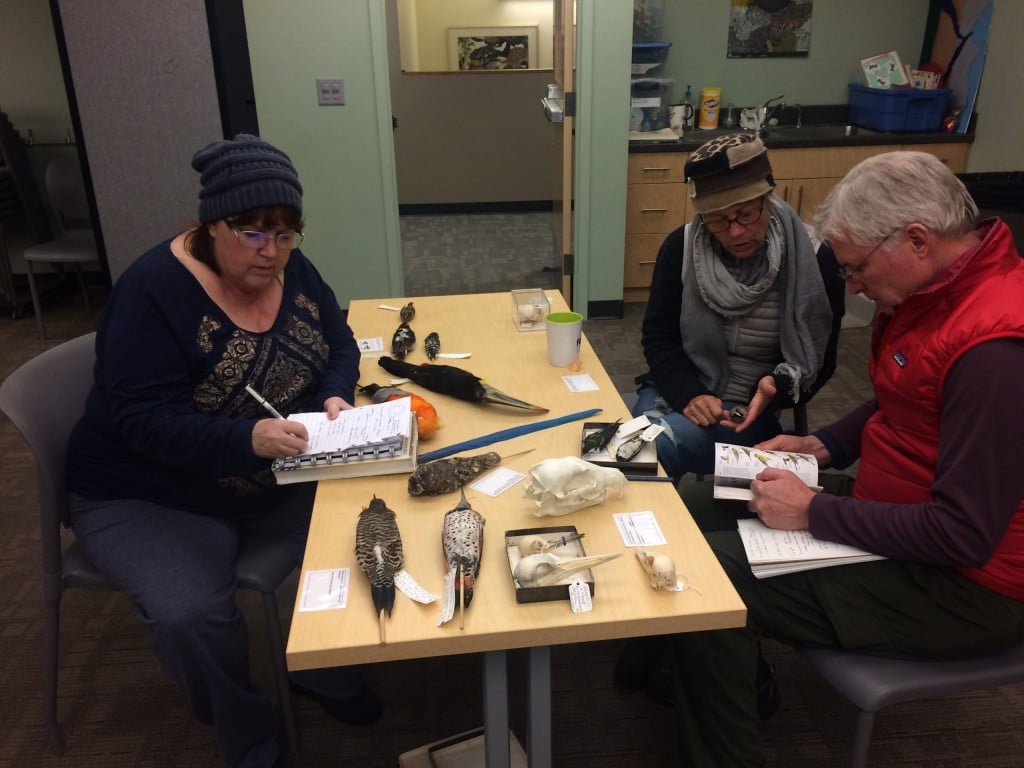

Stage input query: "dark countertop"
[{"left": 630, "top": 104, "right": 975, "bottom": 152}]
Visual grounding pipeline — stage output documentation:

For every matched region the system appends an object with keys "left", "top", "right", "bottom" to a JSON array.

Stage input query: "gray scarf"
[{"left": 678, "top": 197, "right": 832, "bottom": 401}]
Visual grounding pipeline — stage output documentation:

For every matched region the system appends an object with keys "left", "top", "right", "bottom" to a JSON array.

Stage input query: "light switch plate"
[{"left": 316, "top": 77, "right": 345, "bottom": 106}]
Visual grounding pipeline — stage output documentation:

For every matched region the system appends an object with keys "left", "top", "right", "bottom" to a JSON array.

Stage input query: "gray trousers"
[
  {"left": 69, "top": 485, "right": 363, "bottom": 768},
  {"left": 672, "top": 478, "right": 1024, "bottom": 768}
]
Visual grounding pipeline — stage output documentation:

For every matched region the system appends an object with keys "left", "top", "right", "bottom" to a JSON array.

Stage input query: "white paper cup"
[{"left": 545, "top": 311, "right": 583, "bottom": 367}]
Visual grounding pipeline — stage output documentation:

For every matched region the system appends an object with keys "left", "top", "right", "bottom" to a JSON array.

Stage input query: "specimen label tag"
[
  {"left": 395, "top": 570, "right": 438, "bottom": 604},
  {"left": 569, "top": 580, "right": 593, "bottom": 613}
]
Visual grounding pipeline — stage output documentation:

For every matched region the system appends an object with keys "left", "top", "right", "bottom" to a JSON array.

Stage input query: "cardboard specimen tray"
[{"left": 505, "top": 525, "right": 595, "bottom": 603}]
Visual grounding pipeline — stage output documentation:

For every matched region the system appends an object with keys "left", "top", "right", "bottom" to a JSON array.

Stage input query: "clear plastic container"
[{"left": 633, "top": 0, "right": 666, "bottom": 42}]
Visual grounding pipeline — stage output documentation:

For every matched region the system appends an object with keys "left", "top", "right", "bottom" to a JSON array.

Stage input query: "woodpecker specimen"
[
  {"left": 440, "top": 490, "right": 485, "bottom": 629},
  {"left": 354, "top": 496, "right": 404, "bottom": 644}
]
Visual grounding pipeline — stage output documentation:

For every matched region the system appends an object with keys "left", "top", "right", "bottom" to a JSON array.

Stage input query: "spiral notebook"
[{"left": 271, "top": 397, "right": 418, "bottom": 483}]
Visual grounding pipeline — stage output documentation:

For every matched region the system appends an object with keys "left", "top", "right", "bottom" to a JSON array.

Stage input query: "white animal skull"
[
  {"left": 635, "top": 548, "right": 684, "bottom": 591},
  {"left": 523, "top": 457, "right": 627, "bottom": 516}
]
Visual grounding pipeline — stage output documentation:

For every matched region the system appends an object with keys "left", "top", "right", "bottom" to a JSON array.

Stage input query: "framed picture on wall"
[
  {"left": 727, "top": 0, "right": 813, "bottom": 58},
  {"left": 447, "top": 26, "right": 538, "bottom": 71}
]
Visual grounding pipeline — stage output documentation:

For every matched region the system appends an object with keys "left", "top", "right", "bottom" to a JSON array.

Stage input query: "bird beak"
[{"left": 479, "top": 383, "right": 549, "bottom": 413}]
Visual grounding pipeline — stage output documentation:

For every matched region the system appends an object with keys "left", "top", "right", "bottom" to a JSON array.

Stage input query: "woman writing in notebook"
[{"left": 66, "top": 134, "right": 377, "bottom": 768}]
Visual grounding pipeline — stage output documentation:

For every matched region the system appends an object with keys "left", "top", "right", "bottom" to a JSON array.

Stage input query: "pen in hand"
[{"left": 245, "top": 384, "right": 285, "bottom": 420}]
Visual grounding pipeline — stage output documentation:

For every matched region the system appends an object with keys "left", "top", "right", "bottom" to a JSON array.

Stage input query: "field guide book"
[
  {"left": 271, "top": 397, "right": 417, "bottom": 483},
  {"left": 713, "top": 442, "right": 819, "bottom": 501},
  {"left": 737, "top": 518, "right": 885, "bottom": 578}
]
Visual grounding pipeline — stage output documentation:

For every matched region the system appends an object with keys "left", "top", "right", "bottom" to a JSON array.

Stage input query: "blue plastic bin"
[{"left": 848, "top": 83, "right": 950, "bottom": 132}]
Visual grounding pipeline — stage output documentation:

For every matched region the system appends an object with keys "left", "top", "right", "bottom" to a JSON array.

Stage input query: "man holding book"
[{"left": 664, "top": 151, "right": 1024, "bottom": 767}]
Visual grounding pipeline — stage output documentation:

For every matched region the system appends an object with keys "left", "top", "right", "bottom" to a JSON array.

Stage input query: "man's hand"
[
  {"left": 747, "top": 468, "right": 815, "bottom": 529},
  {"left": 252, "top": 418, "right": 309, "bottom": 458},
  {"left": 756, "top": 434, "right": 832, "bottom": 466}
]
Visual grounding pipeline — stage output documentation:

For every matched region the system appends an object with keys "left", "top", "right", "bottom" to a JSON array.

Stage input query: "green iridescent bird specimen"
[
  {"left": 581, "top": 420, "right": 621, "bottom": 455},
  {"left": 354, "top": 496, "right": 404, "bottom": 644}
]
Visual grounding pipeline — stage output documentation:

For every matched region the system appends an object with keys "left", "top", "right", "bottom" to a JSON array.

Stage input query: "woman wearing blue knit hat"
[{"left": 66, "top": 134, "right": 377, "bottom": 767}]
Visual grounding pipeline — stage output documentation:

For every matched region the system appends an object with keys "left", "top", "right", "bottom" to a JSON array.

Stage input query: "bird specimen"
[
  {"left": 354, "top": 496, "right": 404, "bottom": 644},
  {"left": 378, "top": 356, "right": 548, "bottom": 413},
  {"left": 391, "top": 323, "right": 416, "bottom": 360},
  {"left": 440, "top": 490, "right": 485, "bottom": 629},
  {"left": 408, "top": 452, "right": 502, "bottom": 496},
  {"left": 399, "top": 301, "right": 415, "bottom": 323},
  {"left": 424, "top": 331, "right": 441, "bottom": 360}
]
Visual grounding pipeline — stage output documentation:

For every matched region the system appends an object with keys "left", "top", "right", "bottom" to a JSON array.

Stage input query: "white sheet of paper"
[
  {"left": 299, "top": 568, "right": 349, "bottom": 612},
  {"left": 470, "top": 467, "right": 525, "bottom": 496},
  {"left": 613, "top": 511, "right": 668, "bottom": 547},
  {"left": 356, "top": 337, "right": 384, "bottom": 356},
  {"left": 562, "top": 373, "right": 598, "bottom": 392},
  {"left": 289, "top": 398, "right": 410, "bottom": 455}
]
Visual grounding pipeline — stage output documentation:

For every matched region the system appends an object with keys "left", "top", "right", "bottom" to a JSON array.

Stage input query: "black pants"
[{"left": 670, "top": 478, "right": 1024, "bottom": 768}]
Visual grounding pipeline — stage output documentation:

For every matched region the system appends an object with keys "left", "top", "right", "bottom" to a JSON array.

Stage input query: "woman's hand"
[
  {"left": 748, "top": 468, "right": 814, "bottom": 529},
  {"left": 728, "top": 375, "right": 777, "bottom": 433},
  {"left": 323, "top": 396, "right": 354, "bottom": 419},
  {"left": 252, "top": 418, "right": 309, "bottom": 458},
  {"left": 683, "top": 394, "right": 728, "bottom": 427}
]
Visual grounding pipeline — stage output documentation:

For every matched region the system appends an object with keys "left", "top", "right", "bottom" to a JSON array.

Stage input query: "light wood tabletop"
[
  {"left": 287, "top": 291, "right": 746, "bottom": 766},
  {"left": 286, "top": 291, "right": 746, "bottom": 671}
]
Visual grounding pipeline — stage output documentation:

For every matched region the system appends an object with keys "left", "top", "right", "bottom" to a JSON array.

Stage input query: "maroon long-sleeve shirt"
[{"left": 809, "top": 338, "right": 1024, "bottom": 568}]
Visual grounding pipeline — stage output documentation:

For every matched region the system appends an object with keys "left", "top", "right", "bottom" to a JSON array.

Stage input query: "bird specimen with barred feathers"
[
  {"left": 408, "top": 451, "right": 502, "bottom": 496},
  {"left": 354, "top": 496, "right": 404, "bottom": 644},
  {"left": 424, "top": 331, "right": 441, "bottom": 360}
]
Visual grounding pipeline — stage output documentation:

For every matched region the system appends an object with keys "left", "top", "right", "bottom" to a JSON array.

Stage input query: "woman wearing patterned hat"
[
  {"left": 631, "top": 133, "right": 845, "bottom": 482},
  {"left": 66, "top": 134, "right": 377, "bottom": 766}
]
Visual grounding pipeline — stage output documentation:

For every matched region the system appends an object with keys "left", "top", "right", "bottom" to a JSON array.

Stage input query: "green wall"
[
  {"left": 655, "top": 0, "right": 931, "bottom": 109},
  {"left": 244, "top": 0, "right": 403, "bottom": 305}
]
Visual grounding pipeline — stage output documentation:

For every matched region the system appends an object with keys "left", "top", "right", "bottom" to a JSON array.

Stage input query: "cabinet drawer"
[
  {"left": 901, "top": 143, "right": 969, "bottom": 172},
  {"left": 626, "top": 183, "right": 687, "bottom": 234},
  {"left": 628, "top": 152, "right": 687, "bottom": 184},
  {"left": 770, "top": 146, "right": 887, "bottom": 179},
  {"left": 624, "top": 234, "right": 663, "bottom": 288}
]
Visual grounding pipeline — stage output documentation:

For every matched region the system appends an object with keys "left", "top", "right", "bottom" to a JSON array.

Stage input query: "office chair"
[
  {"left": 797, "top": 643, "right": 1024, "bottom": 768},
  {"left": 21, "top": 157, "right": 100, "bottom": 339},
  {"left": 0, "top": 333, "right": 298, "bottom": 755}
]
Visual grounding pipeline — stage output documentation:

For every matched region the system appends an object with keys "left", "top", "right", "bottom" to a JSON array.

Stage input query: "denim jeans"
[{"left": 632, "top": 381, "right": 782, "bottom": 479}]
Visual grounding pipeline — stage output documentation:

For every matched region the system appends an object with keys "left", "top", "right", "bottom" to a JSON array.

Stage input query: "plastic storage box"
[
  {"left": 847, "top": 83, "right": 951, "bottom": 132},
  {"left": 632, "top": 41, "right": 671, "bottom": 75},
  {"left": 630, "top": 77, "right": 674, "bottom": 132}
]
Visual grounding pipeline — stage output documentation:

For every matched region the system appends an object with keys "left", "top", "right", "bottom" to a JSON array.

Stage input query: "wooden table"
[{"left": 286, "top": 291, "right": 746, "bottom": 766}]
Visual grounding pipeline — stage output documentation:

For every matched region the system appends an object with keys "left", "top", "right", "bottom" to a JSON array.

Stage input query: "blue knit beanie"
[{"left": 191, "top": 133, "right": 303, "bottom": 223}]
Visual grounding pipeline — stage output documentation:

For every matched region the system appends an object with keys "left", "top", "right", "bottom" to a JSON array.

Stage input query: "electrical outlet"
[{"left": 316, "top": 77, "right": 345, "bottom": 106}]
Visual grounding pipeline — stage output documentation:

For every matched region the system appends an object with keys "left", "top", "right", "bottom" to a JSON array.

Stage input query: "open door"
[{"left": 551, "top": 0, "right": 575, "bottom": 304}]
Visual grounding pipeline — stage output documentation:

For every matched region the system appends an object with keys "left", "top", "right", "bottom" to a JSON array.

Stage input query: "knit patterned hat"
[
  {"left": 684, "top": 133, "right": 775, "bottom": 214},
  {"left": 191, "top": 133, "right": 303, "bottom": 223}
]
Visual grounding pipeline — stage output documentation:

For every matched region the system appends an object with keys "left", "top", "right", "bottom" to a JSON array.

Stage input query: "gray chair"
[
  {"left": 797, "top": 643, "right": 1024, "bottom": 768},
  {"left": 0, "top": 333, "right": 298, "bottom": 755},
  {"left": 21, "top": 157, "right": 99, "bottom": 339}
]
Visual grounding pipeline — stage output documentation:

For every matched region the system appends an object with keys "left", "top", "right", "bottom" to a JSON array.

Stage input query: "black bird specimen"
[
  {"left": 391, "top": 323, "right": 416, "bottom": 359},
  {"left": 378, "top": 356, "right": 548, "bottom": 413},
  {"left": 424, "top": 331, "right": 441, "bottom": 360}
]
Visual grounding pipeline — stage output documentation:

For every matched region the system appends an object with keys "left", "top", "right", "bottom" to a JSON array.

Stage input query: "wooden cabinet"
[
  {"left": 623, "top": 140, "right": 971, "bottom": 302},
  {"left": 624, "top": 151, "right": 688, "bottom": 302}
]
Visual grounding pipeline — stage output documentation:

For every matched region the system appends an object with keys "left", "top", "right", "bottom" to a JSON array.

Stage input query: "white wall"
[{"left": 399, "top": 0, "right": 554, "bottom": 71}]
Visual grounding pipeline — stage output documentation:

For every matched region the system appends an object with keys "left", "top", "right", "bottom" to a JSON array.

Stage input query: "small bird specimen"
[
  {"left": 615, "top": 434, "right": 645, "bottom": 461},
  {"left": 354, "top": 496, "right": 404, "bottom": 644},
  {"left": 581, "top": 420, "right": 621, "bottom": 455},
  {"left": 391, "top": 323, "right": 416, "bottom": 360},
  {"left": 400, "top": 301, "right": 416, "bottom": 323},
  {"left": 358, "top": 382, "right": 439, "bottom": 439},
  {"left": 424, "top": 331, "right": 441, "bottom": 360},
  {"left": 408, "top": 451, "right": 502, "bottom": 496},
  {"left": 378, "top": 356, "right": 548, "bottom": 413},
  {"left": 440, "top": 490, "right": 485, "bottom": 629}
]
